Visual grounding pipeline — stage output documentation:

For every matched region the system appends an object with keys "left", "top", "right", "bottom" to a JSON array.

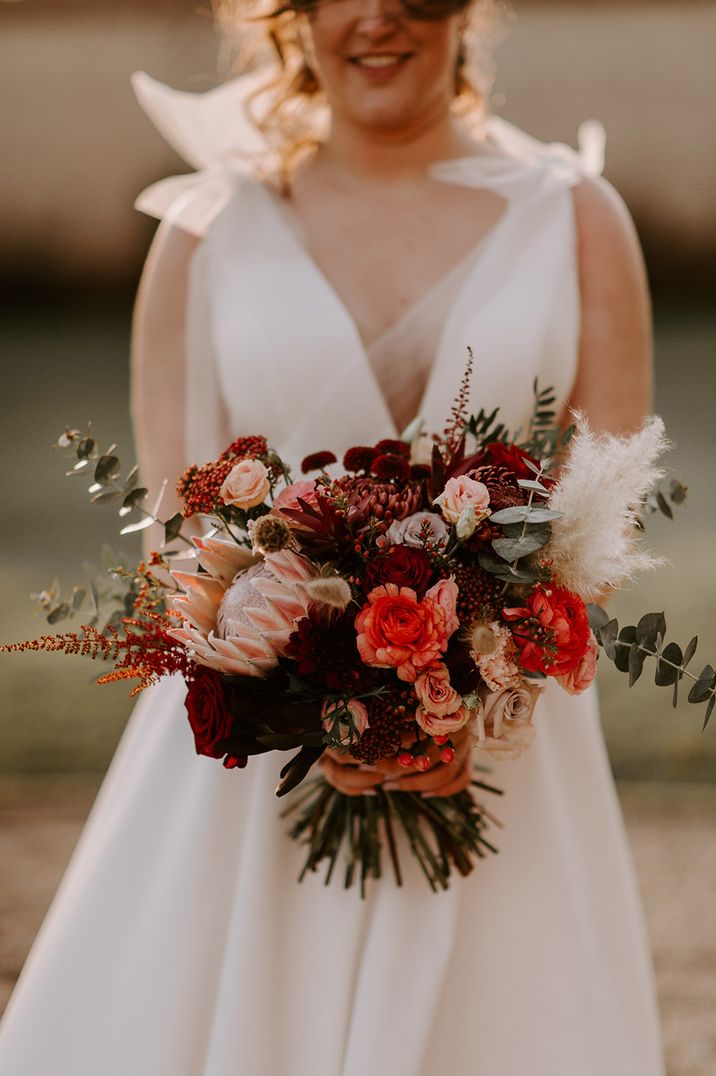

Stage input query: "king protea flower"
[{"left": 167, "top": 536, "right": 317, "bottom": 677}]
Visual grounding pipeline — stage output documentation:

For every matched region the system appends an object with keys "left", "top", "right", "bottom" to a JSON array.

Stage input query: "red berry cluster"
[{"left": 176, "top": 458, "right": 236, "bottom": 518}]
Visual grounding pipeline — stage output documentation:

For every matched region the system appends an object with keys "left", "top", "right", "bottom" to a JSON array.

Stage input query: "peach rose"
[
  {"left": 321, "top": 698, "right": 370, "bottom": 747},
  {"left": 475, "top": 680, "right": 543, "bottom": 761},
  {"left": 271, "top": 480, "right": 319, "bottom": 516},
  {"left": 220, "top": 459, "right": 270, "bottom": 510},
  {"left": 414, "top": 663, "right": 462, "bottom": 718},
  {"left": 417, "top": 701, "right": 474, "bottom": 737},
  {"left": 557, "top": 630, "right": 598, "bottom": 695},
  {"left": 355, "top": 583, "right": 453, "bottom": 682},
  {"left": 433, "top": 475, "right": 491, "bottom": 526}
]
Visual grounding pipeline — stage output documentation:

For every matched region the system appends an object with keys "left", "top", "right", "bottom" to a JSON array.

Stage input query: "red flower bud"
[
  {"left": 439, "top": 747, "right": 456, "bottom": 765},
  {"left": 398, "top": 751, "right": 414, "bottom": 769},
  {"left": 414, "top": 754, "right": 431, "bottom": 772}
]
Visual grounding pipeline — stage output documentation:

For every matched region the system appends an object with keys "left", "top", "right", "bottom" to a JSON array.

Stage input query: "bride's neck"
[{"left": 317, "top": 103, "right": 477, "bottom": 185}]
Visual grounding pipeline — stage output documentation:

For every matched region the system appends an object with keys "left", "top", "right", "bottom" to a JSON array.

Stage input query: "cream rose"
[
  {"left": 434, "top": 475, "right": 491, "bottom": 527},
  {"left": 220, "top": 459, "right": 271, "bottom": 510},
  {"left": 475, "top": 680, "right": 543, "bottom": 761}
]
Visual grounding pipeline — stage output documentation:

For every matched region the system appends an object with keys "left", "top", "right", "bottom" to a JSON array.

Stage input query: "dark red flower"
[
  {"left": 301, "top": 451, "right": 338, "bottom": 474},
  {"left": 286, "top": 609, "right": 373, "bottom": 692},
  {"left": 372, "top": 454, "right": 411, "bottom": 484},
  {"left": 343, "top": 446, "right": 379, "bottom": 473},
  {"left": 364, "top": 545, "right": 434, "bottom": 595},
  {"left": 219, "top": 435, "right": 268, "bottom": 461},
  {"left": 184, "top": 666, "right": 235, "bottom": 758},
  {"left": 475, "top": 442, "right": 543, "bottom": 481},
  {"left": 374, "top": 438, "right": 410, "bottom": 459},
  {"left": 503, "top": 584, "right": 591, "bottom": 677}
]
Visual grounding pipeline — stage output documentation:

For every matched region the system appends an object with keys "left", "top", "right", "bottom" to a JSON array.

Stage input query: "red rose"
[
  {"left": 364, "top": 545, "right": 434, "bottom": 595},
  {"left": 503, "top": 584, "right": 591, "bottom": 678},
  {"left": 476, "top": 442, "right": 544, "bottom": 481},
  {"left": 184, "top": 666, "right": 235, "bottom": 758}
]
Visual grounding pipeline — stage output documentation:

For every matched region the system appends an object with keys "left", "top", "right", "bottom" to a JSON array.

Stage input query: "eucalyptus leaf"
[
  {"left": 655, "top": 642, "right": 682, "bottom": 687},
  {"left": 94, "top": 454, "right": 121, "bottom": 485},
  {"left": 490, "top": 506, "right": 561, "bottom": 525},
  {"left": 91, "top": 490, "right": 123, "bottom": 505},
  {"left": 587, "top": 604, "right": 610, "bottom": 633},
  {"left": 656, "top": 491, "right": 673, "bottom": 520},
  {"left": 598, "top": 618, "right": 618, "bottom": 661},
  {"left": 628, "top": 643, "right": 646, "bottom": 686},
  {"left": 704, "top": 695, "right": 715, "bottom": 730},
  {"left": 71, "top": 587, "right": 86, "bottom": 611},
  {"left": 164, "top": 513, "right": 184, "bottom": 544},
  {"left": 688, "top": 665, "right": 716, "bottom": 704},
  {"left": 635, "top": 612, "right": 666, "bottom": 650},
  {"left": 122, "top": 465, "right": 139, "bottom": 492},
  {"left": 491, "top": 532, "right": 549, "bottom": 559},
  {"left": 123, "top": 487, "right": 148, "bottom": 509},
  {"left": 669, "top": 480, "right": 688, "bottom": 505},
  {"left": 516, "top": 479, "right": 550, "bottom": 494},
  {"left": 77, "top": 437, "right": 95, "bottom": 460},
  {"left": 615, "top": 626, "right": 636, "bottom": 673},
  {"left": 682, "top": 635, "right": 698, "bottom": 669},
  {"left": 477, "top": 553, "right": 538, "bottom": 584}
]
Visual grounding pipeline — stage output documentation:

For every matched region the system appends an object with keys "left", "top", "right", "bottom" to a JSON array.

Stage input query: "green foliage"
[{"left": 591, "top": 607, "right": 716, "bottom": 729}]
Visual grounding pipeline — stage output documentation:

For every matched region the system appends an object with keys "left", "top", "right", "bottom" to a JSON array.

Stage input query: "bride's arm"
[
  {"left": 564, "top": 175, "right": 653, "bottom": 433},
  {"left": 130, "top": 221, "right": 201, "bottom": 560}
]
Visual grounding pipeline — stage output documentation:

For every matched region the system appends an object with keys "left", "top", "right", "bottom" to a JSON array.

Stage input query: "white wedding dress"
[{"left": 0, "top": 75, "right": 665, "bottom": 1075}]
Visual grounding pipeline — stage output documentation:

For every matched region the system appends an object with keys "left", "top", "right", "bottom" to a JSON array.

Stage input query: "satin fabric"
[{"left": 0, "top": 75, "right": 664, "bottom": 1075}]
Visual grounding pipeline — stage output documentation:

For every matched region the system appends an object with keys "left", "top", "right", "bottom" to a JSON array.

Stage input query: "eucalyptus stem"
[{"left": 612, "top": 639, "right": 716, "bottom": 699}]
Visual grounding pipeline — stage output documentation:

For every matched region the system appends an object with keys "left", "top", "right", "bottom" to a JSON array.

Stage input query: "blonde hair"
[{"left": 212, "top": 0, "right": 507, "bottom": 187}]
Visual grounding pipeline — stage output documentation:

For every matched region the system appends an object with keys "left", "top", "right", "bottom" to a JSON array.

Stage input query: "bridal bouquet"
[{"left": 6, "top": 359, "right": 713, "bottom": 893}]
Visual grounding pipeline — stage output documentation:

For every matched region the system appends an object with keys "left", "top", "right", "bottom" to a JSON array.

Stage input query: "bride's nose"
[{"left": 354, "top": 0, "right": 404, "bottom": 32}]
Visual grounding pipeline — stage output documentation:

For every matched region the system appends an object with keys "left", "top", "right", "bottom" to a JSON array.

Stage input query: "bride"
[{"left": 0, "top": 1, "right": 665, "bottom": 1073}]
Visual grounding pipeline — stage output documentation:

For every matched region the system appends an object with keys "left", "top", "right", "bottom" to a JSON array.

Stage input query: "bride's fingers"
[
  {"left": 319, "top": 755, "right": 381, "bottom": 796},
  {"left": 426, "top": 759, "right": 474, "bottom": 798}
]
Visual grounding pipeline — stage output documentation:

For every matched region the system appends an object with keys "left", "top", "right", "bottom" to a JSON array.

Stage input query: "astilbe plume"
[
  {"left": 1, "top": 608, "right": 191, "bottom": 696},
  {"left": 546, "top": 414, "right": 669, "bottom": 600}
]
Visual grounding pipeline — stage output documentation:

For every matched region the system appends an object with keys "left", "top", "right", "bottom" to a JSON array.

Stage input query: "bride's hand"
[{"left": 319, "top": 728, "right": 474, "bottom": 799}]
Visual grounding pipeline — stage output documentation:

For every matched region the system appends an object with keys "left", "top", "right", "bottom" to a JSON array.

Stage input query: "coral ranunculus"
[
  {"left": 355, "top": 582, "right": 457, "bottom": 682},
  {"left": 503, "top": 585, "right": 591, "bottom": 678},
  {"left": 184, "top": 666, "right": 236, "bottom": 759}
]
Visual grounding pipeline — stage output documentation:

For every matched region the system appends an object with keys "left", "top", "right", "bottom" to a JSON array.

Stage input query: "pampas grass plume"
[{"left": 546, "top": 413, "right": 669, "bottom": 600}]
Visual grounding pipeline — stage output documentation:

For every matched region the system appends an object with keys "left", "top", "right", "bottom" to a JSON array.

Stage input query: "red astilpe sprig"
[
  {"left": 219, "top": 435, "right": 268, "bottom": 461},
  {"left": 176, "top": 458, "right": 236, "bottom": 517},
  {"left": 2, "top": 609, "right": 192, "bottom": 697},
  {"left": 442, "top": 346, "right": 475, "bottom": 453}
]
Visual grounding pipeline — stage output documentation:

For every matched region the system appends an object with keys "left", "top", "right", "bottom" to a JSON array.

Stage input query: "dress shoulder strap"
[
  {"left": 430, "top": 115, "right": 606, "bottom": 203},
  {"left": 132, "top": 71, "right": 268, "bottom": 237}
]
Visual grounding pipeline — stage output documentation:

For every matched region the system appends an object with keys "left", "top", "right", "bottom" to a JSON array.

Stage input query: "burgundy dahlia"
[
  {"left": 372, "top": 454, "right": 411, "bottom": 484},
  {"left": 286, "top": 609, "right": 372, "bottom": 693}
]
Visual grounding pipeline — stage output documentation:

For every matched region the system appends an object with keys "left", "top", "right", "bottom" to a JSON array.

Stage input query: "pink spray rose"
[
  {"left": 271, "top": 480, "right": 319, "bottom": 515},
  {"left": 414, "top": 663, "right": 463, "bottom": 719},
  {"left": 220, "top": 458, "right": 270, "bottom": 510}
]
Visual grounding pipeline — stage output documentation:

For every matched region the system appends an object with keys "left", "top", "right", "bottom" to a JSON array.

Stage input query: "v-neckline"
[{"left": 252, "top": 177, "right": 513, "bottom": 439}]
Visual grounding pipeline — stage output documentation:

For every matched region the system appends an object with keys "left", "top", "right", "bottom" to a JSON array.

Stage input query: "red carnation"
[
  {"left": 476, "top": 442, "right": 543, "bottom": 481},
  {"left": 184, "top": 666, "right": 235, "bottom": 759},
  {"left": 343, "top": 446, "right": 379, "bottom": 473},
  {"left": 372, "top": 454, "right": 411, "bottom": 483},
  {"left": 374, "top": 438, "right": 410, "bottom": 459},
  {"left": 364, "top": 545, "right": 434, "bottom": 595},
  {"left": 503, "top": 584, "right": 591, "bottom": 677},
  {"left": 301, "top": 451, "right": 338, "bottom": 474}
]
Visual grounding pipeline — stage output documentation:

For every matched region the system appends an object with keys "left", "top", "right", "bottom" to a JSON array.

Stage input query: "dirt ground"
[{"left": 0, "top": 777, "right": 714, "bottom": 1073}]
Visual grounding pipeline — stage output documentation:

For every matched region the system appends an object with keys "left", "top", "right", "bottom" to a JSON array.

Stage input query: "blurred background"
[{"left": 0, "top": 1, "right": 715, "bottom": 1070}]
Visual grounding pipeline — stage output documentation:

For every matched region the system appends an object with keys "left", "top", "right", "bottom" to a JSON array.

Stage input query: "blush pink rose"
[
  {"left": 414, "top": 663, "right": 462, "bottom": 718},
  {"left": 433, "top": 475, "right": 491, "bottom": 526},
  {"left": 355, "top": 583, "right": 453, "bottom": 683},
  {"left": 557, "top": 630, "right": 598, "bottom": 695},
  {"left": 417, "top": 701, "right": 474, "bottom": 737},
  {"left": 271, "top": 480, "right": 319, "bottom": 515},
  {"left": 220, "top": 459, "right": 270, "bottom": 510}
]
